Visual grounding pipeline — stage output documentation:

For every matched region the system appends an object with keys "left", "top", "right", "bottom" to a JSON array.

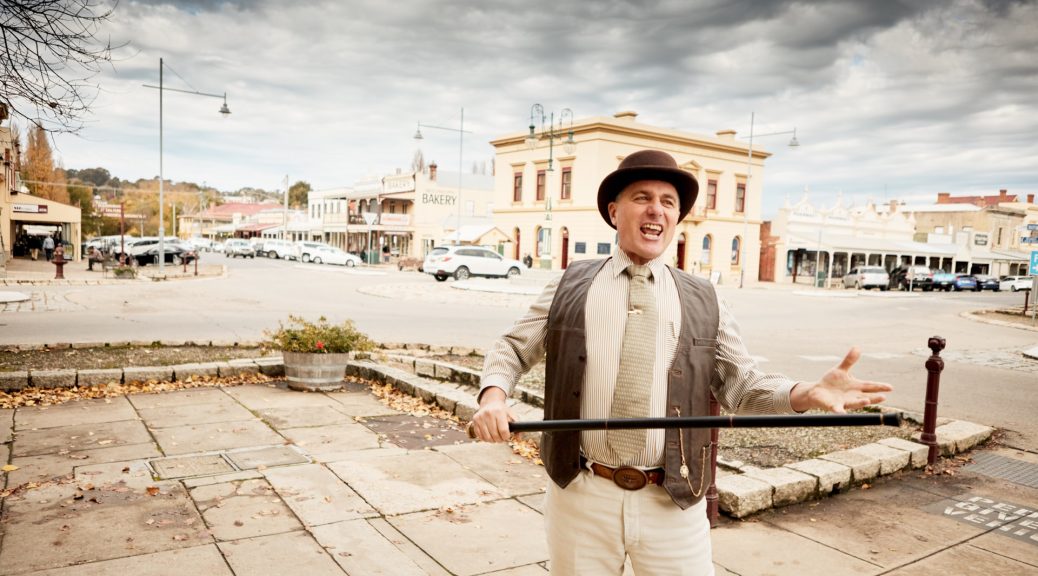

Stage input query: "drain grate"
[{"left": 964, "top": 452, "right": 1038, "bottom": 489}]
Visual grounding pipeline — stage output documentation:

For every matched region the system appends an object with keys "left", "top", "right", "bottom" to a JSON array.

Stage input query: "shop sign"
[
  {"left": 380, "top": 214, "right": 410, "bottom": 226},
  {"left": 383, "top": 175, "right": 415, "bottom": 194},
  {"left": 13, "top": 203, "right": 47, "bottom": 214},
  {"left": 973, "top": 233, "right": 988, "bottom": 246}
]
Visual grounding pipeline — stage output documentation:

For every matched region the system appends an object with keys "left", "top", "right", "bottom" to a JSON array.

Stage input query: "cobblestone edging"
[
  {"left": 0, "top": 264, "right": 228, "bottom": 286},
  {"left": 962, "top": 309, "right": 1038, "bottom": 332},
  {"left": 0, "top": 351, "right": 996, "bottom": 519}
]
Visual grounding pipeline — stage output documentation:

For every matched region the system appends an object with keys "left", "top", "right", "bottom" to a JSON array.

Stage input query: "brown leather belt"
[{"left": 583, "top": 458, "right": 665, "bottom": 491}]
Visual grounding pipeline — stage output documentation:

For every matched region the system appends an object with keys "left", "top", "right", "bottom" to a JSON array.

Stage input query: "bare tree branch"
[{"left": 1, "top": 0, "right": 119, "bottom": 134}]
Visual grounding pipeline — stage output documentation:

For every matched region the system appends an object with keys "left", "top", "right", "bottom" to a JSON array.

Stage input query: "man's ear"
[{"left": 608, "top": 202, "right": 618, "bottom": 227}]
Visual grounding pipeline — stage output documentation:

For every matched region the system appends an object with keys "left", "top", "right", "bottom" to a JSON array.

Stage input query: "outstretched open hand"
[{"left": 790, "top": 347, "right": 893, "bottom": 413}]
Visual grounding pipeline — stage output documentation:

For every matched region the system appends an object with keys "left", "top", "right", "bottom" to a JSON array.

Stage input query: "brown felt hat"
[{"left": 597, "top": 150, "right": 699, "bottom": 228}]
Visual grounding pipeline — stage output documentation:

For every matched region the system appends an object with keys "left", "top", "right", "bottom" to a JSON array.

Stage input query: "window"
[
  {"left": 597, "top": 242, "right": 611, "bottom": 255},
  {"left": 735, "top": 183, "right": 746, "bottom": 213},
  {"left": 731, "top": 237, "right": 741, "bottom": 265},
  {"left": 537, "top": 226, "right": 551, "bottom": 256},
  {"left": 536, "top": 170, "right": 546, "bottom": 201},
  {"left": 707, "top": 179, "right": 717, "bottom": 210},
  {"left": 560, "top": 167, "right": 572, "bottom": 200},
  {"left": 513, "top": 172, "right": 523, "bottom": 202},
  {"left": 700, "top": 235, "right": 712, "bottom": 266},
  {"left": 574, "top": 241, "right": 586, "bottom": 254}
]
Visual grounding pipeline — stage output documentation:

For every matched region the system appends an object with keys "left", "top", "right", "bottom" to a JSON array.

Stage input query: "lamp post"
[
  {"left": 413, "top": 108, "right": 471, "bottom": 245},
  {"left": 525, "top": 104, "right": 575, "bottom": 269},
  {"left": 144, "top": 58, "right": 230, "bottom": 273},
  {"left": 739, "top": 112, "right": 799, "bottom": 288}
]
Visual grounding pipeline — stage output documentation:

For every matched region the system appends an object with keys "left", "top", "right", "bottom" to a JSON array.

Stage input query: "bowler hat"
[{"left": 597, "top": 150, "right": 699, "bottom": 228}]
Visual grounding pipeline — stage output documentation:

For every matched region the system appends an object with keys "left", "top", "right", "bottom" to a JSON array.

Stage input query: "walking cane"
[{"left": 466, "top": 412, "right": 901, "bottom": 438}]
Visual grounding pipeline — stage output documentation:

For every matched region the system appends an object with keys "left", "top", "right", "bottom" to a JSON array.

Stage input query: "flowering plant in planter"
[{"left": 264, "top": 315, "right": 374, "bottom": 354}]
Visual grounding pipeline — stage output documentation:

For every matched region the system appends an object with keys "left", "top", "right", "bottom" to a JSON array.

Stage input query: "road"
[{"left": 2, "top": 254, "right": 1036, "bottom": 451}]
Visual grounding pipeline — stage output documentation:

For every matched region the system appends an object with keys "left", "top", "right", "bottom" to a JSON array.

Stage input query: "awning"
[
  {"left": 786, "top": 233, "right": 957, "bottom": 257},
  {"left": 236, "top": 223, "right": 279, "bottom": 233}
]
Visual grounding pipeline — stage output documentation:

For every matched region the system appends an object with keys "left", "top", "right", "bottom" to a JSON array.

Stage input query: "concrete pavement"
[{"left": 2, "top": 376, "right": 1037, "bottom": 575}]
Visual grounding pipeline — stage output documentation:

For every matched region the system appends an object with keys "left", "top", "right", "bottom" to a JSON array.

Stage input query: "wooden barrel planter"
[{"left": 283, "top": 351, "right": 351, "bottom": 392}]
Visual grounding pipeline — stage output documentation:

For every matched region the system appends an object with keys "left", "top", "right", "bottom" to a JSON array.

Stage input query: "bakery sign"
[
  {"left": 13, "top": 204, "right": 48, "bottom": 214},
  {"left": 973, "top": 233, "right": 988, "bottom": 246},
  {"left": 383, "top": 175, "right": 415, "bottom": 194}
]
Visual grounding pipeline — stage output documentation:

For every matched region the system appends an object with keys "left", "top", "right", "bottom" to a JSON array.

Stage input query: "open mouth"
[{"left": 640, "top": 223, "right": 663, "bottom": 238}]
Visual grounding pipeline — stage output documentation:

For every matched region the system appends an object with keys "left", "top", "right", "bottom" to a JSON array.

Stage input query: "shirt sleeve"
[
  {"left": 711, "top": 292, "right": 799, "bottom": 415},
  {"left": 479, "top": 276, "right": 561, "bottom": 399}
]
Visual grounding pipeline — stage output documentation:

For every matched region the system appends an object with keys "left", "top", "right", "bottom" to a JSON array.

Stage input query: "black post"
[
  {"left": 920, "top": 336, "right": 946, "bottom": 466},
  {"left": 707, "top": 393, "right": 720, "bottom": 527}
]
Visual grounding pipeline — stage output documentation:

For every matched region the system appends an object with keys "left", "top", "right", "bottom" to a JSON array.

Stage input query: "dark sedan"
[
  {"left": 974, "top": 275, "right": 1000, "bottom": 291},
  {"left": 952, "top": 274, "right": 979, "bottom": 291}
]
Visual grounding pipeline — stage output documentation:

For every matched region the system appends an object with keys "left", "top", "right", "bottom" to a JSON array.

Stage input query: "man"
[
  {"left": 43, "top": 235, "right": 55, "bottom": 262},
  {"left": 471, "top": 150, "right": 892, "bottom": 575}
]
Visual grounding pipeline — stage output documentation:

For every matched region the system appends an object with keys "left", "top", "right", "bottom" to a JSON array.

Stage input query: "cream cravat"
[{"left": 607, "top": 264, "right": 657, "bottom": 464}]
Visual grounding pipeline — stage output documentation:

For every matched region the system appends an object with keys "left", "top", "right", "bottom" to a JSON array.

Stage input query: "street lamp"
[
  {"left": 526, "top": 105, "right": 574, "bottom": 268},
  {"left": 739, "top": 112, "right": 799, "bottom": 288},
  {"left": 144, "top": 57, "right": 230, "bottom": 273},
  {"left": 413, "top": 108, "right": 471, "bottom": 245}
]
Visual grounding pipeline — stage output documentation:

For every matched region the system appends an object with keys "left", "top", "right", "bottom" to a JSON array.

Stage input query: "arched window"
[
  {"left": 537, "top": 226, "right": 551, "bottom": 257},
  {"left": 700, "top": 235, "right": 712, "bottom": 266},
  {"left": 731, "top": 236, "right": 741, "bottom": 265}
]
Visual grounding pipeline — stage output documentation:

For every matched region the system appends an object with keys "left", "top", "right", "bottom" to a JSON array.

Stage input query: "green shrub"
[{"left": 264, "top": 316, "right": 374, "bottom": 354}]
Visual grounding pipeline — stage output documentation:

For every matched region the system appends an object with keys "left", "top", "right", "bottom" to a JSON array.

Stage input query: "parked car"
[
  {"left": 951, "top": 274, "right": 979, "bottom": 292},
  {"left": 999, "top": 275, "right": 1034, "bottom": 292},
  {"left": 309, "top": 246, "right": 362, "bottom": 267},
  {"left": 842, "top": 266, "right": 889, "bottom": 290},
  {"left": 125, "top": 238, "right": 196, "bottom": 266},
  {"left": 259, "top": 239, "right": 296, "bottom": 259},
  {"left": 295, "top": 241, "right": 335, "bottom": 263},
  {"left": 423, "top": 246, "right": 524, "bottom": 282},
  {"left": 974, "top": 274, "right": 1000, "bottom": 291},
  {"left": 932, "top": 270, "right": 958, "bottom": 291},
  {"left": 224, "top": 239, "right": 256, "bottom": 258},
  {"left": 889, "top": 265, "right": 934, "bottom": 291}
]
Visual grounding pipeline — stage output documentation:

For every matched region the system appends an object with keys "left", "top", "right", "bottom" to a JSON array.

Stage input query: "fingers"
[
  {"left": 471, "top": 402, "right": 515, "bottom": 443},
  {"left": 837, "top": 346, "right": 861, "bottom": 372}
]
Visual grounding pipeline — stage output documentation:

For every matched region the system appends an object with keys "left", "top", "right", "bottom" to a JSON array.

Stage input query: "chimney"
[
  {"left": 999, "top": 189, "right": 1008, "bottom": 199},
  {"left": 1027, "top": 193, "right": 1034, "bottom": 204},
  {"left": 429, "top": 162, "right": 437, "bottom": 182},
  {"left": 715, "top": 129, "right": 737, "bottom": 141},
  {"left": 614, "top": 111, "right": 638, "bottom": 122},
  {"left": 937, "top": 192, "right": 950, "bottom": 204}
]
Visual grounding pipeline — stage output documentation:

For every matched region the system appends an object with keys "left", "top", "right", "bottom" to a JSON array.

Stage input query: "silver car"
[
  {"left": 423, "top": 246, "right": 524, "bottom": 282},
  {"left": 842, "top": 266, "right": 890, "bottom": 291}
]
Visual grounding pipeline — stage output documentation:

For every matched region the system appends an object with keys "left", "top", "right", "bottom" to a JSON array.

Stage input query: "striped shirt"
[{"left": 481, "top": 250, "right": 799, "bottom": 468}]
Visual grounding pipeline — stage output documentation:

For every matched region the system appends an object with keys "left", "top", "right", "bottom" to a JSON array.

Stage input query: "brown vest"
[{"left": 543, "top": 258, "right": 719, "bottom": 509}]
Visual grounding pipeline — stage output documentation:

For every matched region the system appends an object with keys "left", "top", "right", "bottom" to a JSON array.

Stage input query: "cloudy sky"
[{"left": 36, "top": 0, "right": 1038, "bottom": 216}]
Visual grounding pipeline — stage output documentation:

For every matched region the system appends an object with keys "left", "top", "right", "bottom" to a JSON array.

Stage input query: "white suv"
[
  {"left": 999, "top": 276, "right": 1033, "bottom": 292},
  {"left": 224, "top": 239, "right": 256, "bottom": 258},
  {"left": 423, "top": 246, "right": 523, "bottom": 282},
  {"left": 259, "top": 239, "right": 296, "bottom": 259}
]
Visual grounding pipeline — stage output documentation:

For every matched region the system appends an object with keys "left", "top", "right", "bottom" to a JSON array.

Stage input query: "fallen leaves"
[
  {"left": 2, "top": 464, "right": 19, "bottom": 472},
  {"left": 146, "top": 486, "right": 161, "bottom": 496}
]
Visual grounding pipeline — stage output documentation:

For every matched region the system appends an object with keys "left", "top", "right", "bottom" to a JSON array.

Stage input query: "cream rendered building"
[{"left": 490, "top": 111, "right": 770, "bottom": 285}]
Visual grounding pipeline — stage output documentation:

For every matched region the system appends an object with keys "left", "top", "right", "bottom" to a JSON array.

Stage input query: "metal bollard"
[
  {"left": 920, "top": 336, "right": 946, "bottom": 466},
  {"left": 707, "top": 392, "right": 720, "bottom": 527},
  {"left": 194, "top": 252, "right": 199, "bottom": 276}
]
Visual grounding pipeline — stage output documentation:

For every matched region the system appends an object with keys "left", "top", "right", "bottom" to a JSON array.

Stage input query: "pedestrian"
[
  {"left": 86, "top": 246, "right": 105, "bottom": 271},
  {"left": 43, "top": 235, "right": 55, "bottom": 262},
  {"left": 522, "top": 253, "right": 533, "bottom": 268},
  {"left": 471, "top": 149, "right": 893, "bottom": 575},
  {"left": 29, "top": 235, "right": 40, "bottom": 261}
]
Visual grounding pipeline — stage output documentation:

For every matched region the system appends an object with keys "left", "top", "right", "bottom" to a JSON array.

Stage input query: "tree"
[
  {"left": 1, "top": 0, "right": 116, "bottom": 133},
  {"left": 288, "top": 181, "right": 311, "bottom": 209},
  {"left": 67, "top": 179, "right": 101, "bottom": 234},
  {"left": 22, "top": 124, "right": 69, "bottom": 202}
]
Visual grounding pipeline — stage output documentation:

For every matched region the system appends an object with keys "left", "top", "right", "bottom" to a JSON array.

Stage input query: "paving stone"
[
  {"left": 359, "top": 413, "right": 469, "bottom": 450},
  {"left": 365, "top": 517, "right": 453, "bottom": 576},
  {"left": 137, "top": 401, "right": 256, "bottom": 429},
  {"left": 878, "top": 437, "right": 930, "bottom": 468},
  {"left": 311, "top": 519, "right": 428, "bottom": 576},
  {"left": 150, "top": 420, "right": 284, "bottom": 456},
  {"left": 743, "top": 466, "right": 817, "bottom": 506},
  {"left": 226, "top": 445, "right": 309, "bottom": 469},
  {"left": 389, "top": 499, "right": 549, "bottom": 576},
  {"left": 217, "top": 361, "right": 258, "bottom": 377},
  {"left": 0, "top": 370, "right": 29, "bottom": 391},
  {"left": 128, "top": 387, "right": 232, "bottom": 410},
  {"left": 75, "top": 458, "right": 159, "bottom": 490},
  {"left": 819, "top": 449, "right": 881, "bottom": 482},
  {"left": 181, "top": 470, "right": 264, "bottom": 488},
  {"left": 415, "top": 358, "right": 436, "bottom": 378},
  {"left": 1, "top": 407, "right": 14, "bottom": 443},
  {"left": 711, "top": 520, "right": 878, "bottom": 576},
  {"left": 326, "top": 449, "right": 504, "bottom": 516},
  {"left": 453, "top": 394, "right": 481, "bottom": 421},
  {"left": 435, "top": 441, "right": 548, "bottom": 497},
  {"left": 850, "top": 442, "right": 912, "bottom": 475},
  {"left": 325, "top": 390, "right": 400, "bottom": 417},
  {"left": 8, "top": 443, "right": 160, "bottom": 487},
  {"left": 223, "top": 382, "right": 340, "bottom": 411},
  {"left": 253, "top": 357, "right": 285, "bottom": 378},
  {"left": 170, "top": 362, "right": 220, "bottom": 380},
  {"left": 13, "top": 419, "right": 152, "bottom": 457},
  {"left": 280, "top": 422, "right": 382, "bottom": 462},
  {"left": 517, "top": 493, "right": 545, "bottom": 514},
  {"left": 716, "top": 474, "right": 774, "bottom": 518},
  {"left": 28, "top": 368, "right": 78, "bottom": 388},
  {"left": 218, "top": 531, "right": 344, "bottom": 576},
  {"left": 75, "top": 368, "right": 123, "bottom": 387},
  {"left": 263, "top": 463, "right": 376, "bottom": 526},
  {"left": 15, "top": 396, "right": 137, "bottom": 430},
  {"left": 151, "top": 454, "right": 235, "bottom": 479},
  {"left": 881, "top": 544, "right": 1037, "bottom": 575},
  {"left": 189, "top": 478, "right": 301, "bottom": 541},
  {"left": 0, "top": 481, "right": 209, "bottom": 574},
  {"left": 8, "top": 545, "right": 234, "bottom": 576},
  {"left": 784, "top": 458, "right": 852, "bottom": 495},
  {"left": 122, "top": 366, "right": 174, "bottom": 383},
  {"left": 432, "top": 361, "right": 455, "bottom": 381},
  {"left": 256, "top": 405, "right": 353, "bottom": 428}
]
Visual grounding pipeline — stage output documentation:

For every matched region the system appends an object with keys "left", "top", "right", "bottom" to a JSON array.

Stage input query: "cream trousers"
[{"left": 545, "top": 469, "right": 714, "bottom": 576}]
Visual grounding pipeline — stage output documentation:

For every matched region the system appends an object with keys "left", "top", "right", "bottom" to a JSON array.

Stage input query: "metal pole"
[
  {"left": 457, "top": 107, "right": 463, "bottom": 244},
  {"left": 920, "top": 336, "right": 946, "bottom": 466},
  {"left": 707, "top": 393, "right": 720, "bottom": 527},
  {"left": 282, "top": 174, "right": 289, "bottom": 241},
  {"left": 158, "top": 58, "right": 165, "bottom": 274}
]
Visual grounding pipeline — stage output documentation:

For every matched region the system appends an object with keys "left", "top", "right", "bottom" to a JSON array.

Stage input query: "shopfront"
[{"left": 2, "top": 194, "right": 83, "bottom": 262}]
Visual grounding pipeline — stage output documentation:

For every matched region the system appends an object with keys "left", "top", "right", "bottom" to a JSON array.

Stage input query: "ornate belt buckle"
[{"left": 612, "top": 466, "right": 648, "bottom": 490}]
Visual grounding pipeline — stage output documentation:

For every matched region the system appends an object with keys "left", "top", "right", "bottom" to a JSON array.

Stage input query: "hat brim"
[{"left": 597, "top": 167, "right": 699, "bottom": 229}]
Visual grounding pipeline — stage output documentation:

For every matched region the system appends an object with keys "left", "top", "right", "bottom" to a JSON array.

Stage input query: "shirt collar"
[{"left": 610, "top": 249, "right": 667, "bottom": 280}]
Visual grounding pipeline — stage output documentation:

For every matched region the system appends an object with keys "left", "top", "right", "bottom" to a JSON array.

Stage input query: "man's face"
[{"left": 608, "top": 180, "right": 680, "bottom": 265}]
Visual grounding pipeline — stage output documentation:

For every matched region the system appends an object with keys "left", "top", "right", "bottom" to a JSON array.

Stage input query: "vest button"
[
  {"left": 578, "top": 355, "right": 586, "bottom": 362},
  {"left": 573, "top": 391, "right": 581, "bottom": 398}
]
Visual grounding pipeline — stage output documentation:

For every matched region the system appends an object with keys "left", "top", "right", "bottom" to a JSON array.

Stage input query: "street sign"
[
  {"left": 1030, "top": 251, "right": 1038, "bottom": 275},
  {"left": 1028, "top": 223, "right": 1038, "bottom": 231}
]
